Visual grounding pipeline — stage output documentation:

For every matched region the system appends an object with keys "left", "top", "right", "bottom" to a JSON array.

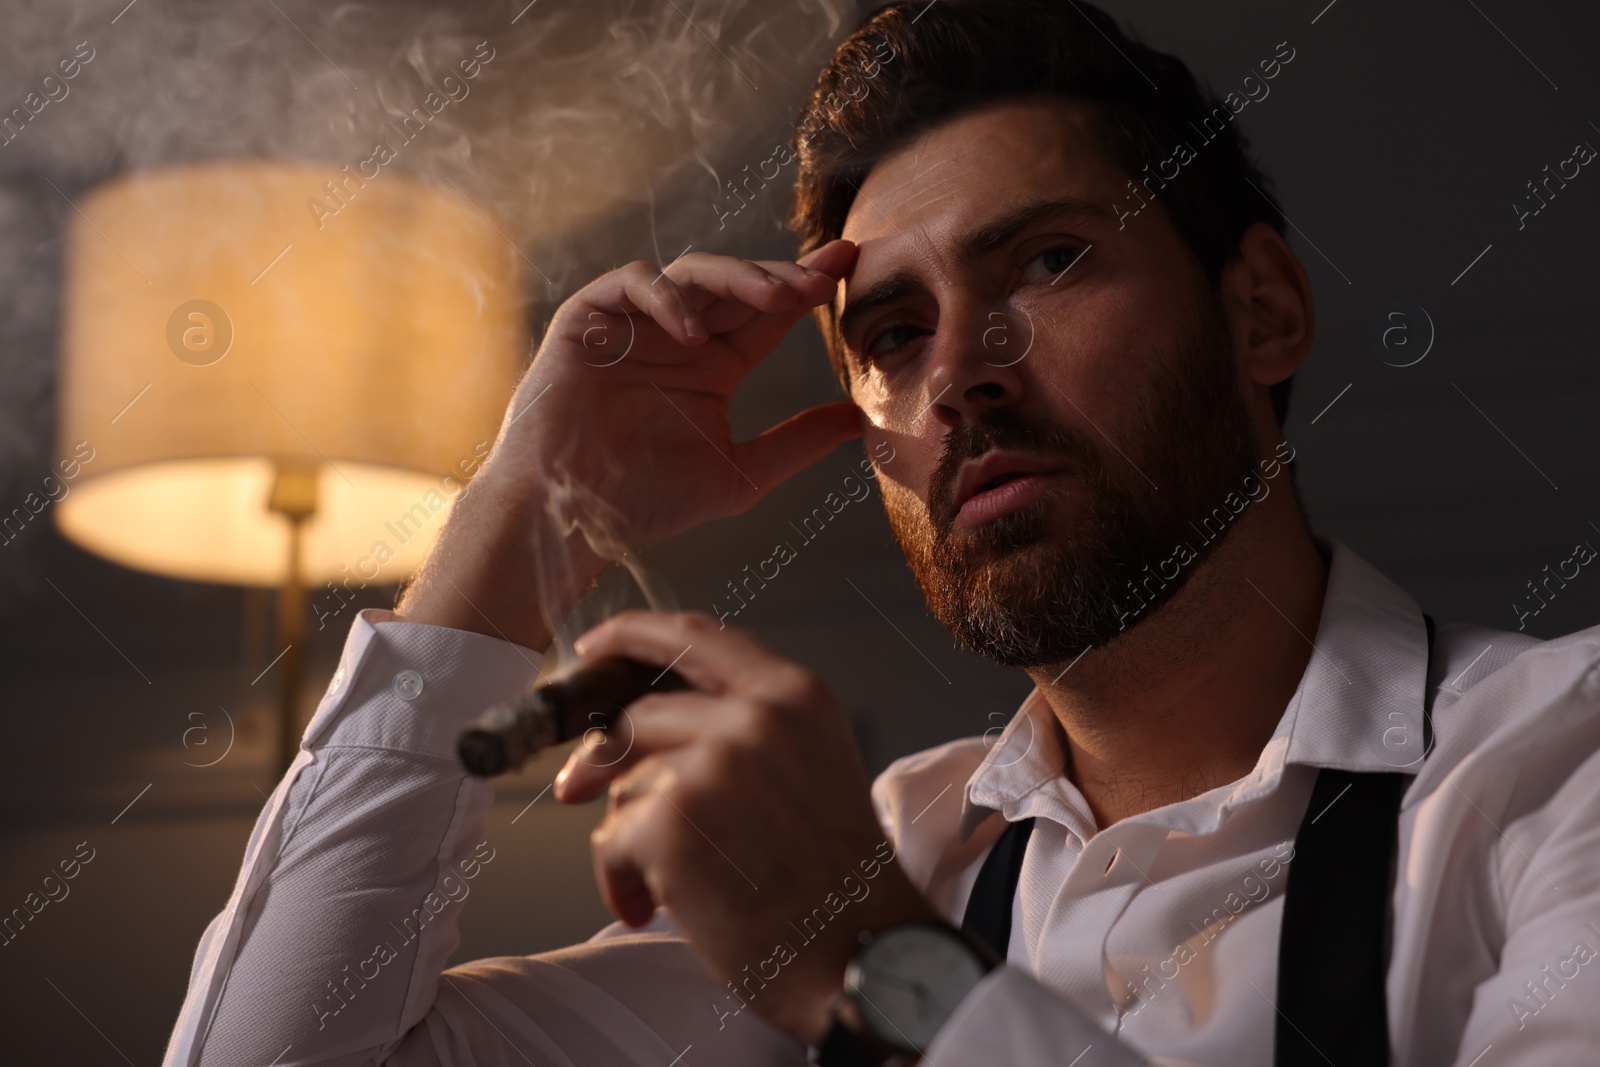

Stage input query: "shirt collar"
[{"left": 957, "top": 534, "right": 1432, "bottom": 841}]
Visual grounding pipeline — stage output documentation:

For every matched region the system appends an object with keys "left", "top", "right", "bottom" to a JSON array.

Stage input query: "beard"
[{"left": 879, "top": 288, "right": 1263, "bottom": 668}]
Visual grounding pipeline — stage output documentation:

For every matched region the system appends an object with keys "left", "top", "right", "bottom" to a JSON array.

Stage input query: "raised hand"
[
  {"left": 396, "top": 240, "right": 862, "bottom": 651},
  {"left": 495, "top": 240, "right": 863, "bottom": 547}
]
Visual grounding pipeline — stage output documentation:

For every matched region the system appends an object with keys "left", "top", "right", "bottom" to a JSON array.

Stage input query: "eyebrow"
[{"left": 837, "top": 197, "right": 1112, "bottom": 339}]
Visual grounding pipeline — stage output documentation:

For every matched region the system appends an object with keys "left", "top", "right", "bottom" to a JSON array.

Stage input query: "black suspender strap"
[
  {"left": 1273, "top": 770, "right": 1406, "bottom": 1064},
  {"left": 958, "top": 611, "right": 1438, "bottom": 1067},
  {"left": 960, "top": 814, "right": 1036, "bottom": 959},
  {"left": 1275, "top": 609, "right": 1434, "bottom": 1066}
]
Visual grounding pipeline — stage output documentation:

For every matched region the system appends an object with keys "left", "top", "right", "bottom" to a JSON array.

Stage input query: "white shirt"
[{"left": 163, "top": 535, "right": 1600, "bottom": 1067}]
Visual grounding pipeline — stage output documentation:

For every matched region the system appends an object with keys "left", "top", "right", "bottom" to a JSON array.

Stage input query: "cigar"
[{"left": 457, "top": 656, "right": 691, "bottom": 778}]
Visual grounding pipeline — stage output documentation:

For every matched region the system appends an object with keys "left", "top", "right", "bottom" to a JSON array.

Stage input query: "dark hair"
[{"left": 787, "top": 0, "right": 1295, "bottom": 433}]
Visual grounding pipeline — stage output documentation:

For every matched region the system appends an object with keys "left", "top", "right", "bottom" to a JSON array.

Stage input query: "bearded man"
[{"left": 166, "top": 3, "right": 1600, "bottom": 1065}]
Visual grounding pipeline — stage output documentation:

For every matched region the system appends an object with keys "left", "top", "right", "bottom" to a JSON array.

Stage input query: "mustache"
[{"left": 927, "top": 408, "right": 1096, "bottom": 533}]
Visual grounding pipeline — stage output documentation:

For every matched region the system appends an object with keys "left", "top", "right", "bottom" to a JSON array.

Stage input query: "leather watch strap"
[{"left": 815, "top": 1013, "right": 897, "bottom": 1067}]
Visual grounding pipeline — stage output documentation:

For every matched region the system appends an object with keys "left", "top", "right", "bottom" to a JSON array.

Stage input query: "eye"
[
  {"left": 863, "top": 322, "right": 929, "bottom": 362},
  {"left": 1020, "top": 243, "right": 1086, "bottom": 285}
]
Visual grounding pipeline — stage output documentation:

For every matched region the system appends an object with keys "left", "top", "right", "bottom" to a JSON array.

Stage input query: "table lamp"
[{"left": 54, "top": 160, "right": 526, "bottom": 773}]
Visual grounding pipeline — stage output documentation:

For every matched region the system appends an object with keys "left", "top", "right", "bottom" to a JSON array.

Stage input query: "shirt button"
[
  {"left": 392, "top": 669, "right": 425, "bottom": 701},
  {"left": 327, "top": 665, "right": 347, "bottom": 696}
]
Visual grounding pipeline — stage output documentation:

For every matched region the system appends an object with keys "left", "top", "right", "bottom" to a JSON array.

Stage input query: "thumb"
[{"left": 734, "top": 401, "right": 863, "bottom": 492}]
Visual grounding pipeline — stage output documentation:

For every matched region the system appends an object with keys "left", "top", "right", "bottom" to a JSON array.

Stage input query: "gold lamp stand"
[{"left": 267, "top": 461, "right": 318, "bottom": 776}]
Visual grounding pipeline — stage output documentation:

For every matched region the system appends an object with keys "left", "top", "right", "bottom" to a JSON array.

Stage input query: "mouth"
[{"left": 951, "top": 453, "right": 1071, "bottom": 528}]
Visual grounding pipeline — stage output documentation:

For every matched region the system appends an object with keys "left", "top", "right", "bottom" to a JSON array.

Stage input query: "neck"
[{"left": 1026, "top": 493, "right": 1329, "bottom": 829}]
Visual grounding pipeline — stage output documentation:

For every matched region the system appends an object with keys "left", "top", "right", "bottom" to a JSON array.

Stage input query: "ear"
[{"left": 1219, "top": 222, "right": 1314, "bottom": 391}]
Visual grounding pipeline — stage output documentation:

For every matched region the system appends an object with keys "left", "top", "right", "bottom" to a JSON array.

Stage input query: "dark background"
[{"left": 1, "top": 0, "right": 1596, "bottom": 1062}]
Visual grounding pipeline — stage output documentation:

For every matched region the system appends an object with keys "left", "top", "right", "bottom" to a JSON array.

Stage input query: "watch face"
[{"left": 848, "top": 925, "right": 989, "bottom": 1052}]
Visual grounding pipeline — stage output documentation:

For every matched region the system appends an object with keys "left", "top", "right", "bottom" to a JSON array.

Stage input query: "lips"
[{"left": 950, "top": 451, "right": 1070, "bottom": 523}]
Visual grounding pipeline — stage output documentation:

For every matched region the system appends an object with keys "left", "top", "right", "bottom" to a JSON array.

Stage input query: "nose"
[{"left": 923, "top": 301, "right": 1028, "bottom": 428}]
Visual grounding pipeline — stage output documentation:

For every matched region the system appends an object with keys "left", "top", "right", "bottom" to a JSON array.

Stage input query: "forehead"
[
  {"left": 838, "top": 97, "right": 1122, "bottom": 255},
  {"left": 834, "top": 98, "right": 1128, "bottom": 327}
]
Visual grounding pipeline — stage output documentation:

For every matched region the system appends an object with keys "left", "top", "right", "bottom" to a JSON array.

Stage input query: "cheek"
[
  {"left": 856, "top": 404, "right": 938, "bottom": 505},
  {"left": 852, "top": 374, "right": 931, "bottom": 469},
  {"left": 850, "top": 368, "right": 906, "bottom": 424},
  {"left": 877, "top": 462, "right": 925, "bottom": 506},
  {"left": 877, "top": 477, "right": 928, "bottom": 541},
  {"left": 1031, "top": 285, "right": 1159, "bottom": 392},
  {"left": 1023, "top": 301, "right": 1117, "bottom": 401}
]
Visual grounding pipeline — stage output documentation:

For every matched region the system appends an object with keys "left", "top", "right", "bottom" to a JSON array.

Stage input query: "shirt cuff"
[{"left": 300, "top": 607, "right": 547, "bottom": 761}]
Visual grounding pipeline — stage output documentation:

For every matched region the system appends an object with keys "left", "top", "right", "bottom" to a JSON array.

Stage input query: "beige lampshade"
[{"left": 54, "top": 160, "right": 525, "bottom": 587}]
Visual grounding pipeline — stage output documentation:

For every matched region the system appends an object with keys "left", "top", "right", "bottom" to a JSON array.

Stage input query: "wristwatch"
[{"left": 815, "top": 922, "right": 1000, "bottom": 1066}]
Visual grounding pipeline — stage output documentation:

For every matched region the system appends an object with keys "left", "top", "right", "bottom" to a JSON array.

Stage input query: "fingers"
[
  {"left": 648, "top": 251, "right": 835, "bottom": 339},
  {"left": 588, "top": 767, "right": 663, "bottom": 926},
  {"left": 573, "top": 610, "right": 797, "bottom": 698},
  {"left": 720, "top": 241, "right": 857, "bottom": 358},
  {"left": 586, "top": 737, "right": 765, "bottom": 929},
  {"left": 567, "top": 242, "right": 857, "bottom": 359},
  {"left": 797, "top": 238, "right": 860, "bottom": 280},
  {"left": 587, "top": 746, "right": 734, "bottom": 928},
  {"left": 664, "top": 253, "right": 805, "bottom": 317},
  {"left": 587, "top": 261, "right": 705, "bottom": 346},
  {"left": 674, "top": 251, "right": 847, "bottom": 344},
  {"left": 752, "top": 258, "right": 842, "bottom": 294},
  {"left": 735, "top": 401, "right": 863, "bottom": 490},
  {"left": 594, "top": 852, "right": 657, "bottom": 928},
  {"left": 554, "top": 691, "right": 716, "bottom": 803},
  {"left": 576, "top": 253, "right": 802, "bottom": 348}
]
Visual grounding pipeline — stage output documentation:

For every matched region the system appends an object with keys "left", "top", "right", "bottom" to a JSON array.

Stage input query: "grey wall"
[{"left": 1, "top": 0, "right": 1597, "bottom": 1062}]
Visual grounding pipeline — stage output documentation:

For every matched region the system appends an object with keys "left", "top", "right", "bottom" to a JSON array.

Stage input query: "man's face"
[{"left": 836, "top": 97, "right": 1263, "bottom": 668}]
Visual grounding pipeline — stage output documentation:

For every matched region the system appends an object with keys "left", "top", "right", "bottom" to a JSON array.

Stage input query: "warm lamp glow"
[
  {"left": 54, "top": 458, "right": 465, "bottom": 587},
  {"left": 54, "top": 160, "right": 524, "bottom": 587}
]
